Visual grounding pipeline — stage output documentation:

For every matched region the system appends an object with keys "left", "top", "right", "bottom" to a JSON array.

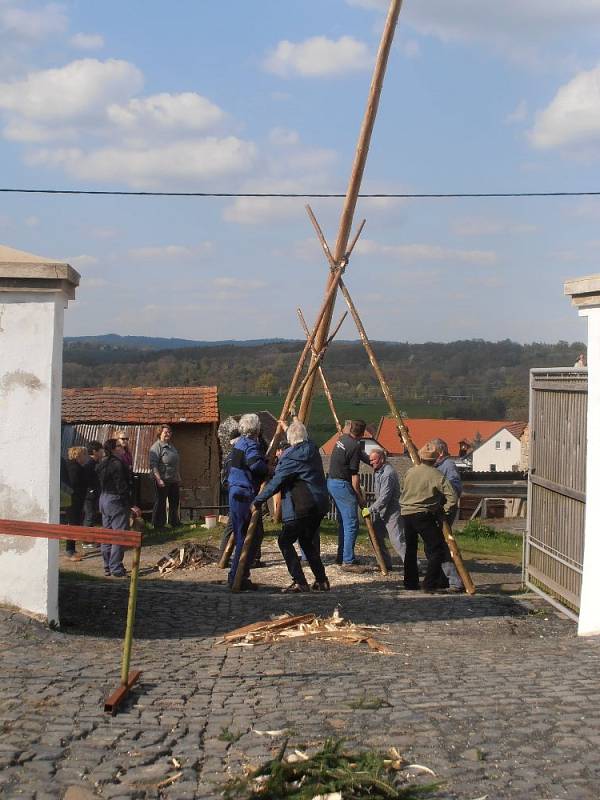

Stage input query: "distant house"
[
  {"left": 61, "top": 386, "right": 219, "bottom": 518},
  {"left": 472, "top": 423, "right": 527, "bottom": 473},
  {"left": 375, "top": 417, "right": 514, "bottom": 458}
]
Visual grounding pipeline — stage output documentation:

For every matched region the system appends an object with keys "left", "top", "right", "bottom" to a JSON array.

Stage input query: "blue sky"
[{"left": 1, "top": 1, "right": 600, "bottom": 343}]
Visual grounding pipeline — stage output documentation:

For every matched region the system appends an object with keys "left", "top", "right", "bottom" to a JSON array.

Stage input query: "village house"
[
  {"left": 472, "top": 422, "right": 528, "bottom": 472},
  {"left": 61, "top": 386, "right": 219, "bottom": 519}
]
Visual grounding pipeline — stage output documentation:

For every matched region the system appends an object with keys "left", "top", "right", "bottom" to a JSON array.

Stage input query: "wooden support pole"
[
  {"left": 105, "top": 545, "right": 143, "bottom": 714},
  {"left": 297, "top": 308, "right": 342, "bottom": 433},
  {"left": 306, "top": 205, "right": 476, "bottom": 595},
  {"left": 298, "top": 0, "right": 404, "bottom": 423}
]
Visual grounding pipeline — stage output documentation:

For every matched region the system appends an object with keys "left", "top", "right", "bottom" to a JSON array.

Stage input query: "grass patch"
[
  {"left": 218, "top": 726, "right": 243, "bottom": 744},
  {"left": 347, "top": 695, "right": 391, "bottom": 711},
  {"left": 222, "top": 737, "right": 437, "bottom": 800}
]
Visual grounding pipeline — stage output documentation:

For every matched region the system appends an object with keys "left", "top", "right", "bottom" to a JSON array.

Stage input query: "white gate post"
[
  {"left": 0, "top": 245, "right": 79, "bottom": 625},
  {"left": 565, "top": 275, "right": 600, "bottom": 635}
]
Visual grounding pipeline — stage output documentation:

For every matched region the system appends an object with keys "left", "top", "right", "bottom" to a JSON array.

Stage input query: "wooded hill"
[{"left": 63, "top": 337, "right": 585, "bottom": 421}]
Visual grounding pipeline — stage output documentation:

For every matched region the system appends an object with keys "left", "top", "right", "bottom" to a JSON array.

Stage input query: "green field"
[{"left": 219, "top": 394, "right": 446, "bottom": 446}]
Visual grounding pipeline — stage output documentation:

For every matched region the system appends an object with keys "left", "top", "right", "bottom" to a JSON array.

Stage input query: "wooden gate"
[{"left": 524, "top": 368, "right": 587, "bottom": 619}]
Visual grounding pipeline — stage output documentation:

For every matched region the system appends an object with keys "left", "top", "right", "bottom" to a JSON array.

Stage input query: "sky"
[{"left": 0, "top": 1, "right": 599, "bottom": 344}]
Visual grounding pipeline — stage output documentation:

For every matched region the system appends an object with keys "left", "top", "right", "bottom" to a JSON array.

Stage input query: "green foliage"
[
  {"left": 218, "top": 727, "right": 242, "bottom": 743},
  {"left": 222, "top": 738, "right": 438, "bottom": 800},
  {"left": 460, "top": 519, "right": 499, "bottom": 538}
]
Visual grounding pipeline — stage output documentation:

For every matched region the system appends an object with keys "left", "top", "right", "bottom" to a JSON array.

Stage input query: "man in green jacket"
[{"left": 401, "top": 441, "right": 457, "bottom": 592}]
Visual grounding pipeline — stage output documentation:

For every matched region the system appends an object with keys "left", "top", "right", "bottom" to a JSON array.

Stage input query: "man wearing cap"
[{"left": 401, "top": 441, "right": 457, "bottom": 592}]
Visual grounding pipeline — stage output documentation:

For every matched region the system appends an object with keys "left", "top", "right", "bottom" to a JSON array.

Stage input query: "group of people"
[
  {"left": 61, "top": 433, "right": 134, "bottom": 577},
  {"left": 224, "top": 413, "right": 464, "bottom": 594},
  {"left": 62, "top": 424, "right": 183, "bottom": 577}
]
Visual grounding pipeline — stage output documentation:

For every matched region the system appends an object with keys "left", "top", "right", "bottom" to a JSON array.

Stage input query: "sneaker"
[
  {"left": 340, "top": 563, "right": 367, "bottom": 574},
  {"left": 111, "top": 570, "right": 128, "bottom": 578},
  {"left": 311, "top": 578, "right": 331, "bottom": 592},
  {"left": 104, "top": 568, "right": 111, "bottom": 577},
  {"left": 281, "top": 582, "right": 310, "bottom": 593}
]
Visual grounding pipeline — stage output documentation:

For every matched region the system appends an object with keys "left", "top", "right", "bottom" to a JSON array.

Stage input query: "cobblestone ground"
[{"left": 1, "top": 535, "right": 599, "bottom": 800}]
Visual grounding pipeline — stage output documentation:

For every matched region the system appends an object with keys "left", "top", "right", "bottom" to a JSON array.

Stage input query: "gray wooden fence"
[{"left": 524, "top": 367, "right": 587, "bottom": 619}]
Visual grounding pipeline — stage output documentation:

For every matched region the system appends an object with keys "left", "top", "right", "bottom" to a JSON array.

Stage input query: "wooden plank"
[
  {"left": 223, "top": 614, "right": 316, "bottom": 641},
  {"left": 529, "top": 474, "right": 586, "bottom": 504},
  {"left": 0, "top": 518, "right": 141, "bottom": 548}
]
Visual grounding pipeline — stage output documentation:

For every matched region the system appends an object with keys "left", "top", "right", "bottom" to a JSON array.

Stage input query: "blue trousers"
[
  {"left": 327, "top": 478, "right": 359, "bottom": 564},
  {"left": 99, "top": 493, "right": 128, "bottom": 576},
  {"left": 228, "top": 490, "right": 258, "bottom": 586}
]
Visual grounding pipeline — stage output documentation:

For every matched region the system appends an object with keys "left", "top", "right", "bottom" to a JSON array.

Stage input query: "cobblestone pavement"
[{"left": 1, "top": 537, "right": 599, "bottom": 800}]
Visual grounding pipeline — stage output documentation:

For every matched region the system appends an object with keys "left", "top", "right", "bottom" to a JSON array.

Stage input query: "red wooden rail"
[{"left": 0, "top": 518, "right": 141, "bottom": 548}]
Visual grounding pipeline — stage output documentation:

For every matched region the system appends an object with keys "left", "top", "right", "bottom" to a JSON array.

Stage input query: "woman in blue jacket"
[
  {"left": 227, "top": 413, "right": 268, "bottom": 590},
  {"left": 254, "top": 420, "right": 330, "bottom": 593}
]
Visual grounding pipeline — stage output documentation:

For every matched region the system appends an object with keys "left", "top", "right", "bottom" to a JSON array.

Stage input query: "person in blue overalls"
[{"left": 227, "top": 413, "right": 268, "bottom": 590}]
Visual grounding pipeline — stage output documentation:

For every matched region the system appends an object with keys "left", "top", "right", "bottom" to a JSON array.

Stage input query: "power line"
[{"left": 1, "top": 187, "right": 600, "bottom": 199}]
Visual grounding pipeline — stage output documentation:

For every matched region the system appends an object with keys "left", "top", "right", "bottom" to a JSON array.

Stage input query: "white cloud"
[
  {"left": 0, "top": 59, "right": 143, "bottom": 127},
  {"left": 0, "top": 2, "right": 67, "bottom": 42},
  {"left": 356, "top": 238, "right": 497, "bottom": 265},
  {"left": 213, "top": 276, "right": 266, "bottom": 291},
  {"left": 452, "top": 217, "right": 538, "bottom": 236},
  {"left": 348, "top": 0, "right": 600, "bottom": 62},
  {"left": 529, "top": 65, "right": 600, "bottom": 152},
  {"left": 27, "top": 136, "right": 257, "bottom": 188},
  {"left": 68, "top": 254, "right": 99, "bottom": 268},
  {"left": 400, "top": 40, "right": 420, "bottom": 59},
  {"left": 107, "top": 92, "right": 224, "bottom": 136},
  {"left": 505, "top": 99, "right": 528, "bottom": 125},
  {"left": 264, "top": 35, "right": 372, "bottom": 77},
  {"left": 127, "top": 243, "right": 215, "bottom": 261},
  {"left": 268, "top": 127, "right": 300, "bottom": 146},
  {"left": 70, "top": 32, "right": 104, "bottom": 51}
]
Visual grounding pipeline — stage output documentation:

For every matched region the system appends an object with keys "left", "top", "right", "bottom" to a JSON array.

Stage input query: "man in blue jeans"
[{"left": 327, "top": 419, "right": 369, "bottom": 572}]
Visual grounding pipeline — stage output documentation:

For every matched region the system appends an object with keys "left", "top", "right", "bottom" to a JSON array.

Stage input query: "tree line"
[{"left": 63, "top": 337, "right": 585, "bottom": 421}]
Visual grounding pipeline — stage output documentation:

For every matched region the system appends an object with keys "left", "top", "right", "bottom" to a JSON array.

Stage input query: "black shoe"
[
  {"left": 251, "top": 560, "right": 267, "bottom": 569},
  {"left": 311, "top": 578, "right": 331, "bottom": 592},
  {"left": 404, "top": 584, "right": 420, "bottom": 591},
  {"left": 240, "top": 578, "right": 258, "bottom": 591},
  {"left": 281, "top": 582, "right": 310, "bottom": 593}
]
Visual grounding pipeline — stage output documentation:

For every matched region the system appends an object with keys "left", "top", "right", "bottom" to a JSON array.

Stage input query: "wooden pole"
[
  {"left": 297, "top": 308, "right": 342, "bottom": 433},
  {"left": 306, "top": 205, "right": 476, "bottom": 595},
  {"left": 297, "top": 0, "right": 404, "bottom": 424}
]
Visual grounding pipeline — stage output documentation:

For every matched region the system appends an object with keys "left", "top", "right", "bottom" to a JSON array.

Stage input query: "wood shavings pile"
[
  {"left": 219, "top": 608, "right": 394, "bottom": 655},
  {"left": 156, "top": 541, "right": 220, "bottom": 574}
]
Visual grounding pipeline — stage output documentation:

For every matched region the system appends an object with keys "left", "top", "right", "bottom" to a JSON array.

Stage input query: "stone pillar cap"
[
  {"left": 564, "top": 274, "right": 600, "bottom": 308},
  {"left": 0, "top": 244, "right": 80, "bottom": 299}
]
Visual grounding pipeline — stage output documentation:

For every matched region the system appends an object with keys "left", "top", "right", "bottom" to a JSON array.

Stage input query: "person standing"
[
  {"left": 253, "top": 420, "right": 330, "bottom": 593},
  {"left": 362, "top": 447, "right": 405, "bottom": 571},
  {"left": 227, "top": 413, "right": 268, "bottom": 590},
  {"left": 401, "top": 442, "right": 457, "bottom": 592},
  {"left": 97, "top": 439, "right": 129, "bottom": 578},
  {"left": 327, "top": 419, "right": 369, "bottom": 571},
  {"left": 81, "top": 440, "right": 103, "bottom": 551},
  {"left": 149, "top": 424, "right": 181, "bottom": 528},
  {"left": 97, "top": 438, "right": 130, "bottom": 577},
  {"left": 65, "top": 446, "right": 89, "bottom": 561},
  {"left": 431, "top": 438, "right": 465, "bottom": 593}
]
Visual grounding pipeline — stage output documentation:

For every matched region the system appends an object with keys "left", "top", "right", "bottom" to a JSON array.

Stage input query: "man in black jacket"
[{"left": 97, "top": 439, "right": 130, "bottom": 577}]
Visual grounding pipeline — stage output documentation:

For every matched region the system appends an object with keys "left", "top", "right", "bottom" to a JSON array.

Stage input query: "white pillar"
[
  {"left": 565, "top": 275, "right": 600, "bottom": 636},
  {"left": 0, "top": 246, "right": 79, "bottom": 625}
]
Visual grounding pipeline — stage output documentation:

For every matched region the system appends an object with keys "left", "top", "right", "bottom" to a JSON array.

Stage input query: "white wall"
[
  {"left": 0, "top": 292, "right": 64, "bottom": 624},
  {"left": 472, "top": 429, "right": 521, "bottom": 472}
]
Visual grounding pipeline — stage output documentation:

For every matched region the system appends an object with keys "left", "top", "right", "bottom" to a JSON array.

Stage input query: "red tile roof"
[
  {"left": 62, "top": 386, "right": 219, "bottom": 424},
  {"left": 375, "top": 417, "right": 519, "bottom": 457}
]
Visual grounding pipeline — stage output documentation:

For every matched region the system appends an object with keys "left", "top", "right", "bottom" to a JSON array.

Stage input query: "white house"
[{"left": 472, "top": 423, "right": 527, "bottom": 472}]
